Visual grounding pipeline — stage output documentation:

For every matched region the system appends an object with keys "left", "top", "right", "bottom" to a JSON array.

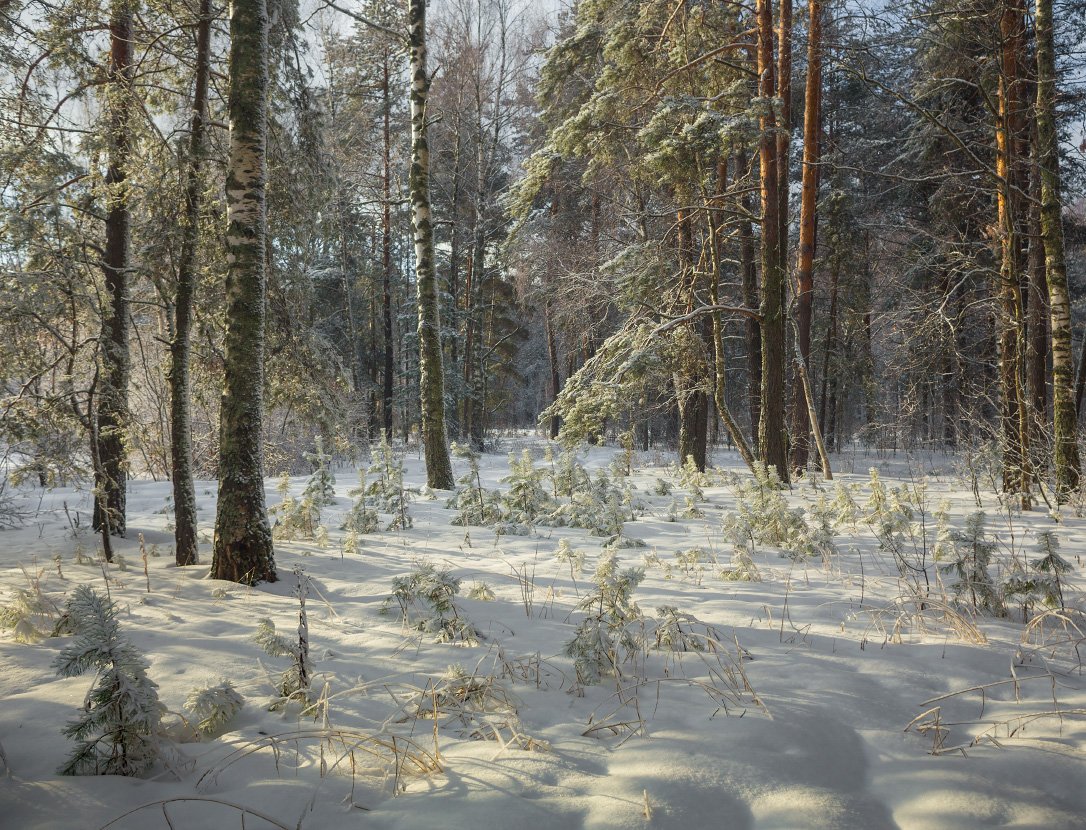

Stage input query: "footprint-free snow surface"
[{"left": 2, "top": 442, "right": 1085, "bottom": 829}]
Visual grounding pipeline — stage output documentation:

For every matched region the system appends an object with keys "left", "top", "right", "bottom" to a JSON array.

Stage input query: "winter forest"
[{"left": 4, "top": 0, "right": 1086, "bottom": 826}]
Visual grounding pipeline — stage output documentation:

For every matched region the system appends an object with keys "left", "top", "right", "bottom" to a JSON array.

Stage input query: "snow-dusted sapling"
[
  {"left": 501, "top": 449, "right": 552, "bottom": 526},
  {"left": 366, "top": 435, "right": 412, "bottom": 530},
  {"left": 565, "top": 553, "right": 645, "bottom": 685},
  {"left": 939, "top": 511, "right": 1002, "bottom": 615},
  {"left": 447, "top": 442, "right": 503, "bottom": 527},
  {"left": 303, "top": 436, "right": 337, "bottom": 507},
  {"left": 385, "top": 562, "right": 479, "bottom": 644},
  {"left": 1004, "top": 530, "right": 1073, "bottom": 617},
  {"left": 343, "top": 473, "right": 380, "bottom": 534},
  {"left": 184, "top": 679, "right": 245, "bottom": 736},
  {"left": 253, "top": 568, "right": 314, "bottom": 706},
  {"left": 52, "top": 585, "right": 164, "bottom": 776},
  {"left": 721, "top": 464, "right": 834, "bottom": 561},
  {"left": 270, "top": 439, "right": 338, "bottom": 541}
]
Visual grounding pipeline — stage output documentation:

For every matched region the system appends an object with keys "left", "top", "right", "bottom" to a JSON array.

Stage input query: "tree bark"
[
  {"left": 1036, "top": 0, "right": 1082, "bottom": 498},
  {"left": 169, "top": 0, "right": 212, "bottom": 567},
  {"left": 381, "top": 49, "right": 395, "bottom": 439},
  {"left": 996, "top": 0, "right": 1031, "bottom": 507},
  {"left": 93, "top": 0, "right": 134, "bottom": 538},
  {"left": 211, "top": 0, "right": 276, "bottom": 584},
  {"left": 409, "top": 0, "right": 455, "bottom": 488},
  {"left": 757, "top": 0, "right": 790, "bottom": 481},
  {"left": 709, "top": 161, "right": 757, "bottom": 469},
  {"left": 1027, "top": 156, "right": 1049, "bottom": 442},
  {"left": 545, "top": 301, "right": 561, "bottom": 439},
  {"left": 819, "top": 255, "right": 839, "bottom": 450},
  {"left": 776, "top": 0, "right": 792, "bottom": 269},
  {"left": 737, "top": 151, "right": 761, "bottom": 448},
  {"left": 674, "top": 208, "right": 708, "bottom": 471},
  {"left": 790, "top": 0, "right": 821, "bottom": 474}
]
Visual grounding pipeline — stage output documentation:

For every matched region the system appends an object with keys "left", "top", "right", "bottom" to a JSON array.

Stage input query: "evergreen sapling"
[{"left": 52, "top": 585, "right": 164, "bottom": 776}]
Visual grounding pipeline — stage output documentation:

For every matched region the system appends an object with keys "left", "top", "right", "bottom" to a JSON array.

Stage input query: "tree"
[
  {"left": 995, "top": 0, "right": 1031, "bottom": 507},
  {"left": 757, "top": 0, "right": 790, "bottom": 482},
  {"left": 169, "top": 0, "right": 212, "bottom": 567},
  {"left": 790, "top": 0, "right": 823, "bottom": 474},
  {"left": 211, "top": 0, "right": 277, "bottom": 584},
  {"left": 93, "top": 0, "right": 136, "bottom": 538},
  {"left": 409, "top": 0, "right": 455, "bottom": 489},
  {"left": 1035, "top": 0, "right": 1081, "bottom": 498}
]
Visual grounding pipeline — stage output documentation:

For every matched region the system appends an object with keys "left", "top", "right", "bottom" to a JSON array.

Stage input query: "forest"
[{"left": 3, "top": 0, "right": 1086, "bottom": 828}]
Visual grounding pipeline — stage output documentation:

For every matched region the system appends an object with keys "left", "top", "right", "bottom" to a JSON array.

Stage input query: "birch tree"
[
  {"left": 211, "top": 0, "right": 276, "bottom": 584},
  {"left": 409, "top": 0, "right": 455, "bottom": 489},
  {"left": 1035, "top": 0, "right": 1081, "bottom": 498}
]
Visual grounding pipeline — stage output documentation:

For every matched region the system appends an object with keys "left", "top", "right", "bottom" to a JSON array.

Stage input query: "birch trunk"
[
  {"left": 996, "top": 0, "right": 1031, "bottom": 507},
  {"left": 409, "top": 0, "right": 454, "bottom": 488},
  {"left": 211, "top": 0, "right": 276, "bottom": 584},
  {"left": 382, "top": 49, "right": 395, "bottom": 439},
  {"left": 1036, "top": 0, "right": 1082, "bottom": 498}
]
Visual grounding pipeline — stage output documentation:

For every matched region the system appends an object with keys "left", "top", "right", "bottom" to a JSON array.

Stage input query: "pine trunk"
[
  {"left": 790, "top": 0, "right": 821, "bottom": 474},
  {"left": 996, "top": 0, "right": 1031, "bottom": 507},
  {"left": 409, "top": 0, "right": 454, "bottom": 488},
  {"left": 169, "top": 0, "right": 211, "bottom": 567},
  {"left": 1027, "top": 161, "right": 1048, "bottom": 441},
  {"left": 757, "top": 0, "right": 790, "bottom": 481},
  {"left": 776, "top": 0, "right": 792, "bottom": 269},
  {"left": 211, "top": 0, "right": 276, "bottom": 584},
  {"left": 93, "top": 0, "right": 134, "bottom": 538}
]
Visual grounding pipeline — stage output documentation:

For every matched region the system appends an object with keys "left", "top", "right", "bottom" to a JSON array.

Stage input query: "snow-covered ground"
[{"left": 2, "top": 441, "right": 1085, "bottom": 830}]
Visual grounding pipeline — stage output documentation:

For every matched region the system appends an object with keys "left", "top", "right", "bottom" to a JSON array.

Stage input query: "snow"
[{"left": 1, "top": 441, "right": 1085, "bottom": 829}]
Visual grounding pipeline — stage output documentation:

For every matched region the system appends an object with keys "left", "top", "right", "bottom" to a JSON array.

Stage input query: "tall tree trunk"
[
  {"left": 169, "top": 0, "right": 211, "bottom": 568},
  {"left": 757, "top": 0, "right": 789, "bottom": 481},
  {"left": 545, "top": 301, "right": 561, "bottom": 439},
  {"left": 447, "top": 103, "right": 464, "bottom": 439},
  {"left": 776, "top": 0, "right": 792, "bottom": 269},
  {"left": 819, "top": 254, "right": 839, "bottom": 447},
  {"left": 461, "top": 248, "right": 478, "bottom": 445},
  {"left": 790, "top": 0, "right": 821, "bottom": 474},
  {"left": 940, "top": 267, "right": 960, "bottom": 447},
  {"left": 409, "top": 0, "right": 454, "bottom": 488},
  {"left": 381, "top": 49, "right": 395, "bottom": 439},
  {"left": 1027, "top": 157, "right": 1049, "bottom": 444},
  {"left": 996, "top": 0, "right": 1031, "bottom": 507},
  {"left": 675, "top": 208, "right": 708, "bottom": 471},
  {"left": 93, "top": 0, "right": 134, "bottom": 538},
  {"left": 1036, "top": 0, "right": 1082, "bottom": 498},
  {"left": 737, "top": 151, "right": 761, "bottom": 448},
  {"left": 462, "top": 114, "right": 487, "bottom": 448},
  {"left": 709, "top": 160, "right": 756, "bottom": 469},
  {"left": 211, "top": 0, "right": 276, "bottom": 584}
]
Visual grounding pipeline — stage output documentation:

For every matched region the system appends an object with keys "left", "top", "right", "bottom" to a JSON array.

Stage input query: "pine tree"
[
  {"left": 93, "top": 0, "right": 137, "bottom": 539},
  {"left": 53, "top": 586, "right": 163, "bottom": 776}
]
